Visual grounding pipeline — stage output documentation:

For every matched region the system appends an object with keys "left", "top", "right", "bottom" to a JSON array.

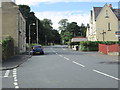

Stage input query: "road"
[{"left": 2, "top": 45, "right": 119, "bottom": 89}]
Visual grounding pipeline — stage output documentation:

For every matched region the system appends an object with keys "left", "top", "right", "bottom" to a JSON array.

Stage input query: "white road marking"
[
  {"left": 14, "top": 76, "right": 17, "bottom": 80},
  {"left": 4, "top": 70, "right": 10, "bottom": 78},
  {"left": 12, "top": 68, "right": 20, "bottom": 89},
  {"left": 14, "top": 78, "right": 18, "bottom": 82},
  {"left": 62, "top": 49, "right": 66, "bottom": 50},
  {"left": 93, "top": 69, "right": 120, "bottom": 81},
  {"left": 63, "top": 57, "right": 70, "bottom": 61},
  {"left": 14, "top": 82, "right": 18, "bottom": 86},
  {"left": 15, "top": 86, "right": 19, "bottom": 89},
  {"left": 13, "top": 72, "right": 17, "bottom": 75},
  {"left": 13, "top": 68, "right": 17, "bottom": 71},
  {"left": 72, "top": 61, "right": 85, "bottom": 67},
  {"left": 59, "top": 55, "right": 63, "bottom": 57},
  {"left": 13, "top": 75, "right": 17, "bottom": 77}
]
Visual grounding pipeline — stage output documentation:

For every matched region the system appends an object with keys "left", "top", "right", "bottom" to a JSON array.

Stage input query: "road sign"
[{"left": 115, "top": 31, "right": 120, "bottom": 37}]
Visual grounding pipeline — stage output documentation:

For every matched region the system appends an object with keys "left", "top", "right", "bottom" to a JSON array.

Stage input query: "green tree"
[
  {"left": 52, "top": 29, "right": 61, "bottom": 44},
  {"left": 66, "top": 22, "right": 80, "bottom": 37},
  {"left": 80, "top": 23, "right": 87, "bottom": 37},
  {"left": 58, "top": 19, "right": 68, "bottom": 32},
  {"left": 18, "top": 5, "right": 37, "bottom": 43},
  {"left": 61, "top": 31, "right": 72, "bottom": 44},
  {"left": 41, "top": 19, "right": 53, "bottom": 45}
]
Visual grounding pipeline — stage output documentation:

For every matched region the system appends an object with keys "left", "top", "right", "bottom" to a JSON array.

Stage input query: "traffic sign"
[{"left": 115, "top": 31, "right": 120, "bottom": 37}]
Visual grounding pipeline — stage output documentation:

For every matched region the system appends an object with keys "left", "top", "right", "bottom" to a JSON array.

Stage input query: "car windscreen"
[{"left": 33, "top": 46, "right": 41, "bottom": 49}]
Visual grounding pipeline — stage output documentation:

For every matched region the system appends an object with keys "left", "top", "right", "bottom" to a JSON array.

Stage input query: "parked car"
[{"left": 32, "top": 45, "right": 44, "bottom": 55}]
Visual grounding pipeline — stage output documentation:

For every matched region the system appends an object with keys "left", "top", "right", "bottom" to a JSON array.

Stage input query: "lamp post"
[{"left": 29, "top": 23, "right": 35, "bottom": 55}]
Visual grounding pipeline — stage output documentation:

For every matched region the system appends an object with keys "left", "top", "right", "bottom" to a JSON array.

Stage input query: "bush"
[
  {"left": 80, "top": 41, "right": 118, "bottom": 51},
  {"left": 2, "top": 36, "right": 14, "bottom": 60},
  {"left": 70, "top": 41, "right": 118, "bottom": 51}
]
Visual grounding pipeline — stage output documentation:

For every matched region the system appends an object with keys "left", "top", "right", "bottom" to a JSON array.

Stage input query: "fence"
[{"left": 99, "top": 44, "right": 119, "bottom": 55}]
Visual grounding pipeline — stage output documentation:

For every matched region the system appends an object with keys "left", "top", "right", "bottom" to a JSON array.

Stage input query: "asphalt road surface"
[{"left": 2, "top": 45, "right": 120, "bottom": 89}]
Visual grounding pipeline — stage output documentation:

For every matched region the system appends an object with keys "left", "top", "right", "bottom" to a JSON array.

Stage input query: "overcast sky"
[{"left": 14, "top": 0, "right": 119, "bottom": 29}]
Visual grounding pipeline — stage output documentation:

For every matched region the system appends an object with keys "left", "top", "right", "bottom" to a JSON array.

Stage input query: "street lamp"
[{"left": 29, "top": 23, "right": 35, "bottom": 55}]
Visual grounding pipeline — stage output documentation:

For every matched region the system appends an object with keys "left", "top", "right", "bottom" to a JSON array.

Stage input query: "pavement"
[{"left": 1, "top": 52, "right": 32, "bottom": 70}]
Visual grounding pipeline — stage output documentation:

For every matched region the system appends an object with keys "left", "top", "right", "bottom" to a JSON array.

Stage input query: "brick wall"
[{"left": 99, "top": 44, "right": 119, "bottom": 55}]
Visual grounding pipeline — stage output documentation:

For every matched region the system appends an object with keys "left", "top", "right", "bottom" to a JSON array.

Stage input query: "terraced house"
[
  {"left": 0, "top": 1, "right": 26, "bottom": 54},
  {"left": 87, "top": 4, "right": 120, "bottom": 41}
]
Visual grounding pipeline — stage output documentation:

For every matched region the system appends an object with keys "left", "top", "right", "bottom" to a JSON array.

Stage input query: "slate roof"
[
  {"left": 112, "top": 9, "right": 120, "bottom": 20},
  {"left": 93, "top": 7, "right": 102, "bottom": 21},
  {"left": 93, "top": 6, "right": 120, "bottom": 20}
]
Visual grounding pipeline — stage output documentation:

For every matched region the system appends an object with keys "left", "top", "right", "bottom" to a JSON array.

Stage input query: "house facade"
[
  {"left": 87, "top": 4, "right": 120, "bottom": 41},
  {"left": 0, "top": 1, "right": 26, "bottom": 54}
]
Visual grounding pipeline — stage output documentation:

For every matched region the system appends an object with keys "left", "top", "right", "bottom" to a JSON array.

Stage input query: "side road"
[{"left": 1, "top": 52, "right": 32, "bottom": 70}]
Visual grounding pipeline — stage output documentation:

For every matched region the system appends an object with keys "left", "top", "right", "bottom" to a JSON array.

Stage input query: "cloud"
[
  {"left": 16, "top": 0, "right": 119, "bottom": 6},
  {"left": 35, "top": 11, "right": 90, "bottom": 29}
]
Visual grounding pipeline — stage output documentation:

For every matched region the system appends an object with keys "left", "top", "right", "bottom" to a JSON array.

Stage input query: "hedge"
[
  {"left": 2, "top": 36, "right": 14, "bottom": 60},
  {"left": 70, "top": 41, "right": 118, "bottom": 51}
]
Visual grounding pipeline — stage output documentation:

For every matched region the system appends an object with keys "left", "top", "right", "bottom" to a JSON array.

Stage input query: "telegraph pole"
[
  {"left": 36, "top": 19, "right": 39, "bottom": 44},
  {"left": 101, "top": 30, "right": 106, "bottom": 41}
]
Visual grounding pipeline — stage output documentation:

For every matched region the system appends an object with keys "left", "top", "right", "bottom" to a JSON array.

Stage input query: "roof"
[
  {"left": 71, "top": 37, "right": 88, "bottom": 42},
  {"left": 112, "top": 9, "right": 120, "bottom": 20},
  {"left": 93, "top": 5, "right": 120, "bottom": 20},
  {"left": 93, "top": 7, "right": 102, "bottom": 21}
]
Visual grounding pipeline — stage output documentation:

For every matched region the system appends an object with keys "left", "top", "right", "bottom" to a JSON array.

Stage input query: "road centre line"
[
  {"left": 59, "top": 55, "right": 63, "bottom": 57},
  {"left": 4, "top": 70, "right": 10, "bottom": 77},
  {"left": 72, "top": 61, "right": 85, "bottom": 67},
  {"left": 62, "top": 48, "right": 66, "bottom": 50},
  {"left": 93, "top": 69, "right": 120, "bottom": 81},
  {"left": 63, "top": 57, "right": 70, "bottom": 61}
]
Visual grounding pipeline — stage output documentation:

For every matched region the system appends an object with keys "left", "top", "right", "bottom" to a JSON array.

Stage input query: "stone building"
[
  {"left": 87, "top": 4, "right": 120, "bottom": 41},
  {"left": 0, "top": 1, "right": 26, "bottom": 54}
]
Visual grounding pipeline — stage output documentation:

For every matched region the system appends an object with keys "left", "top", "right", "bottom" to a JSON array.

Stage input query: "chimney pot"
[{"left": 109, "top": 4, "right": 112, "bottom": 8}]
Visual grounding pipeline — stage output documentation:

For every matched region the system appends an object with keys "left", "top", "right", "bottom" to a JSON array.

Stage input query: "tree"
[
  {"left": 41, "top": 19, "right": 53, "bottom": 45},
  {"left": 66, "top": 22, "right": 80, "bottom": 37},
  {"left": 61, "top": 31, "right": 72, "bottom": 44},
  {"left": 80, "top": 23, "right": 87, "bottom": 37},
  {"left": 58, "top": 19, "right": 68, "bottom": 32},
  {"left": 19, "top": 5, "right": 30, "bottom": 18},
  {"left": 19, "top": 5, "right": 61, "bottom": 45},
  {"left": 18, "top": 5, "right": 37, "bottom": 43},
  {"left": 52, "top": 29, "right": 61, "bottom": 44}
]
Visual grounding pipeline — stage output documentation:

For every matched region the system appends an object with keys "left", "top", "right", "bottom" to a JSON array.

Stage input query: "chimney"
[{"left": 109, "top": 4, "right": 112, "bottom": 8}]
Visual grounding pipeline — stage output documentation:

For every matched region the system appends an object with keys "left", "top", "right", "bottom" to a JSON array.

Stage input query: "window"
[
  {"left": 105, "top": 10, "right": 109, "bottom": 18},
  {"left": 108, "top": 22, "right": 111, "bottom": 31}
]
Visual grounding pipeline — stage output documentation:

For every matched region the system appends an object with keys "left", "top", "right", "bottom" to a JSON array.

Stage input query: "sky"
[{"left": 13, "top": 0, "right": 119, "bottom": 29}]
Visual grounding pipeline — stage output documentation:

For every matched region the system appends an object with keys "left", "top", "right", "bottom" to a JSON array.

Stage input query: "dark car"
[{"left": 32, "top": 45, "right": 44, "bottom": 55}]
